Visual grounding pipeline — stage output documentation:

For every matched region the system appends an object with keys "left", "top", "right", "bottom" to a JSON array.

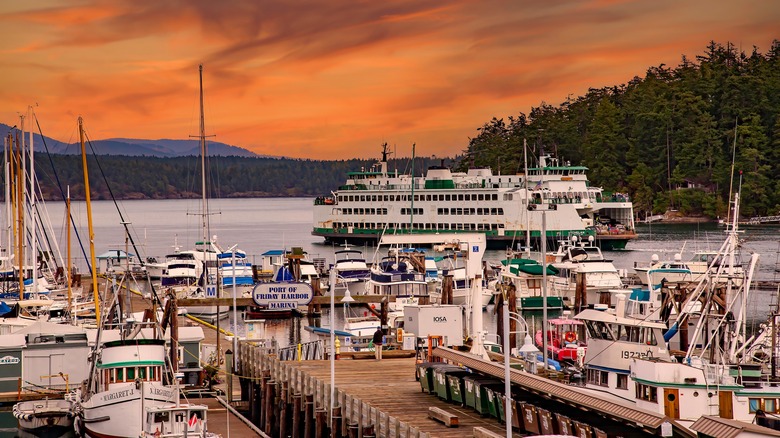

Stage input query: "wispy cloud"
[{"left": 0, "top": 0, "right": 777, "bottom": 159}]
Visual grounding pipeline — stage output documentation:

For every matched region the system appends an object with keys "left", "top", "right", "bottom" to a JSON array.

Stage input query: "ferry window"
[
  {"left": 360, "top": 196, "right": 365, "bottom": 202},
  {"left": 464, "top": 209, "right": 470, "bottom": 216},
  {"left": 116, "top": 368, "right": 124, "bottom": 382},
  {"left": 469, "top": 224, "right": 476, "bottom": 230},
  {"left": 478, "top": 194, "right": 484, "bottom": 201},
  {"left": 766, "top": 399, "right": 776, "bottom": 412},
  {"left": 491, "top": 208, "right": 497, "bottom": 215},
  {"left": 127, "top": 367, "right": 135, "bottom": 380},
  {"left": 492, "top": 194, "right": 498, "bottom": 200},
  {"left": 477, "top": 208, "right": 483, "bottom": 215},
  {"left": 425, "top": 195, "right": 430, "bottom": 201},
  {"left": 504, "top": 194, "right": 513, "bottom": 201},
  {"left": 458, "top": 194, "right": 464, "bottom": 201},
  {"left": 617, "top": 374, "right": 628, "bottom": 389},
  {"left": 445, "top": 195, "right": 451, "bottom": 201},
  {"left": 497, "top": 208, "right": 504, "bottom": 215}
]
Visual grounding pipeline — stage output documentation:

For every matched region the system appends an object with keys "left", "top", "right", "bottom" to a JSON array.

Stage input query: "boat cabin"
[{"left": 142, "top": 404, "right": 208, "bottom": 438}]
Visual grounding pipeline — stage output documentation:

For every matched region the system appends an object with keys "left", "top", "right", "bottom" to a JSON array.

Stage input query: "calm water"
[{"left": 7, "top": 197, "right": 780, "bottom": 347}]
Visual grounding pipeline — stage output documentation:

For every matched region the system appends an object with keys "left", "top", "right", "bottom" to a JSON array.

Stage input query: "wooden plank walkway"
[{"left": 284, "top": 357, "right": 522, "bottom": 437}]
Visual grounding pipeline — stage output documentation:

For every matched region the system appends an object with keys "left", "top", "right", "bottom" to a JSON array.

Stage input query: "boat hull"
[{"left": 78, "top": 382, "right": 177, "bottom": 438}]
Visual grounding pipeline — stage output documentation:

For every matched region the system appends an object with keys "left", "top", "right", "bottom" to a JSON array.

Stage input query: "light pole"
[{"left": 503, "top": 297, "right": 511, "bottom": 438}]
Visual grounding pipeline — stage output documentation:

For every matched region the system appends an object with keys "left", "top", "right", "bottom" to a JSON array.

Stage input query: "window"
[
  {"left": 587, "top": 369, "right": 609, "bottom": 387},
  {"left": 617, "top": 374, "right": 628, "bottom": 389},
  {"left": 636, "top": 383, "right": 657, "bottom": 403},
  {"left": 126, "top": 367, "right": 136, "bottom": 380},
  {"left": 116, "top": 368, "right": 124, "bottom": 382}
]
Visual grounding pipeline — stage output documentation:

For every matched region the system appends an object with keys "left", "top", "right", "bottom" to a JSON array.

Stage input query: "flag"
[
  {"left": 534, "top": 181, "right": 542, "bottom": 190},
  {"left": 188, "top": 413, "right": 198, "bottom": 429}
]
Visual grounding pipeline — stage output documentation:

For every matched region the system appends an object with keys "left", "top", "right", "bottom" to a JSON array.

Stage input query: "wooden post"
[
  {"left": 251, "top": 382, "right": 262, "bottom": 424},
  {"left": 508, "top": 282, "right": 517, "bottom": 350},
  {"left": 332, "top": 405, "right": 343, "bottom": 438},
  {"left": 292, "top": 393, "right": 302, "bottom": 438},
  {"left": 280, "top": 383, "right": 288, "bottom": 438},
  {"left": 315, "top": 409, "right": 327, "bottom": 438},
  {"left": 304, "top": 394, "right": 315, "bottom": 438}
]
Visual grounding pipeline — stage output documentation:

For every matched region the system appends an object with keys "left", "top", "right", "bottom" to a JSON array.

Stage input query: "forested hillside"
[
  {"left": 30, "top": 155, "right": 447, "bottom": 201},
  {"left": 458, "top": 41, "right": 780, "bottom": 218}
]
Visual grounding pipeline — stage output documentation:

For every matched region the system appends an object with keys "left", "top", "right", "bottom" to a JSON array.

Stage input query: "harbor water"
[{"left": 26, "top": 197, "right": 779, "bottom": 345}]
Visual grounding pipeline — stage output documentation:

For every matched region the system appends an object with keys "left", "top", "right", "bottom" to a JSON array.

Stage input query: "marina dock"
[{"left": 231, "top": 340, "right": 697, "bottom": 438}]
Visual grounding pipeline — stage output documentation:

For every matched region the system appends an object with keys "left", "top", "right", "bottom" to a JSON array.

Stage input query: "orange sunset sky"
[{"left": 1, "top": 1, "right": 778, "bottom": 160}]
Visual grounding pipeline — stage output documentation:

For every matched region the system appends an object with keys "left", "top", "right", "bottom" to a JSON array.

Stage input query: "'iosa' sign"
[{"left": 252, "top": 282, "right": 314, "bottom": 310}]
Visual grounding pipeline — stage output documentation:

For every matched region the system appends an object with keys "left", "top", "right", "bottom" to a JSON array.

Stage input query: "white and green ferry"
[{"left": 313, "top": 146, "right": 636, "bottom": 250}]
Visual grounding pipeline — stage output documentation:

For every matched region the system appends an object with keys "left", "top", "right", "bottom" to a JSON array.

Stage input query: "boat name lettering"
[
  {"left": 102, "top": 388, "right": 134, "bottom": 401},
  {"left": 149, "top": 387, "right": 174, "bottom": 399},
  {"left": 0, "top": 355, "right": 19, "bottom": 365},
  {"left": 621, "top": 350, "right": 653, "bottom": 359}
]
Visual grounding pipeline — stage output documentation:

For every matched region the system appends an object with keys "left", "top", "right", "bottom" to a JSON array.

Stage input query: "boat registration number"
[{"left": 621, "top": 350, "right": 653, "bottom": 359}]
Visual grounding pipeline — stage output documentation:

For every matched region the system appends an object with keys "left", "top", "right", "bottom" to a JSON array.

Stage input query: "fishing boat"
[
  {"left": 312, "top": 144, "right": 636, "bottom": 250},
  {"left": 13, "top": 398, "right": 76, "bottom": 438},
  {"left": 534, "top": 316, "right": 586, "bottom": 363},
  {"left": 75, "top": 337, "right": 210, "bottom": 438},
  {"left": 364, "top": 246, "right": 430, "bottom": 311},
  {"left": 492, "top": 257, "right": 564, "bottom": 310}
]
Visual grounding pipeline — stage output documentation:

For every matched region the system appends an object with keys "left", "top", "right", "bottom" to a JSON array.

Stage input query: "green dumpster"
[
  {"left": 464, "top": 377, "right": 503, "bottom": 414},
  {"left": 417, "top": 362, "right": 456, "bottom": 394},
  {"left": 484, "top": 386, "right": 504, "bottom": 419},
  {"left": 445, "top": 370, "right": 472, "bottom": 405},
  {"left": 432, "top": 365, "right": 467, "bottom": 401}
]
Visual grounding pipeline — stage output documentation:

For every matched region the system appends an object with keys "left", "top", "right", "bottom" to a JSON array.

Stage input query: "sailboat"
[{"left": 176, "top": 65, "right": 231, "bottom": 321}]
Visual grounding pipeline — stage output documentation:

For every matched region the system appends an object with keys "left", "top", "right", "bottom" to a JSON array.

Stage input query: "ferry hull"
[{"left": 314, "top": 229, "right": 633, "bottom": 251}]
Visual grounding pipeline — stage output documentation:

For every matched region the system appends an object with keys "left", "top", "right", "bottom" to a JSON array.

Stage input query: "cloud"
[{"left": 0, "top": 0, "right": 778, "bottom": 159}]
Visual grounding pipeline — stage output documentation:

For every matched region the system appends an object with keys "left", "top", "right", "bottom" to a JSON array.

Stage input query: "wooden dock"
[{"left": 235, "top": 341, "right": 521, "bottom": 437}]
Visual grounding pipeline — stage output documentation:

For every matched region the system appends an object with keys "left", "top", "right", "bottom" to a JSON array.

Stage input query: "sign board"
[
  {"left": 0, "top": 355, "right": 20, "bottom": 365},
  {"left": 206, "top": 285, "right": 217, "bottom": 298},
  {"left": 253, "top": 282, "right": 314, "bottom": 310}
]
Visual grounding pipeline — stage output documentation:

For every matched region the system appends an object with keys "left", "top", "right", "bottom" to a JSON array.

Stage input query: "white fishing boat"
[
  {"left": 633, "top": 249, "right": 744, "bottom": 287},
  {"left": 75, "top": 337, "right": 210, "bottom": 438},
  {"left": 578, "top": 192, "right": 775, "bottom": 430},
  {"left": 312, "top": 144, "right": 636, "bottom": 251}
]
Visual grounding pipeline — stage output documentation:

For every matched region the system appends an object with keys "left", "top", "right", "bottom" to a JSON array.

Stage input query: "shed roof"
[
  {"left": 13, "top": 321, "right": 86, "bottom": 336},
  {"left": 690, "top": 415, "right": 780, "bottom": 438}
]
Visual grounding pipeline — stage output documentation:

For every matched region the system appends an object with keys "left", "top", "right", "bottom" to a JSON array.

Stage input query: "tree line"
[{"left": 457, "top": 40, "right": 780, "bottom": 218}]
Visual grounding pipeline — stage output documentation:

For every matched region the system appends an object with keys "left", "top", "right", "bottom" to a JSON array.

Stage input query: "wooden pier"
[{"left": 235, "top": 341, "right": 518, "bottom": 437}]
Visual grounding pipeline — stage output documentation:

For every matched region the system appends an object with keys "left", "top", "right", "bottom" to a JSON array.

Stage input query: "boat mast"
[
  {"left": 79, "top": 117, "right": 101, "bottom": 322},
  {"left": 28, "top": 107, "right": 37, "bottom": 297},
  {"left": 15, "top": 122, "right": 24, "bottom": 297},
  {"left": 67, "top": 186, "right": 72, "bottom": 315}
]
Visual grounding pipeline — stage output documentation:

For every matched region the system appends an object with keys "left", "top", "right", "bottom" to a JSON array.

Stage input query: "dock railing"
[{"left": 237, "top": 340, "right": 431, "bottom": 437}]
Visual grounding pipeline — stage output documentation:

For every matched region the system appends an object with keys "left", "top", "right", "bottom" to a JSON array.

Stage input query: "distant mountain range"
[{"left": 0, "top": 123, "right": 263, "bottom": 157}]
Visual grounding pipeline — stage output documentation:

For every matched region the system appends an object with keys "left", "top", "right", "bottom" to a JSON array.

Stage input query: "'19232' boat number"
[{"left": 621, "top": 350, "right": 654, "bottom": 359}]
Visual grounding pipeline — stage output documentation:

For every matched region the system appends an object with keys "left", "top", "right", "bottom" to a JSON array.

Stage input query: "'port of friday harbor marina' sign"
[{"left": 252, "top": 282, "right": 314, "bottom": 310}]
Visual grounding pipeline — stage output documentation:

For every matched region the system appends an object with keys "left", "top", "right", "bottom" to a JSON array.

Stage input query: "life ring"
[{"left": 564, "top": 331, "right": 577, "bottom": 344}]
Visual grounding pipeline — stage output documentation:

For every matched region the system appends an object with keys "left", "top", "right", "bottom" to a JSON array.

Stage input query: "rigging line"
[
  {"left": 33, "top": 115, "right": 91, "bottom": 274},
  {"left": 82, "top": 131, "right": 163, "bottom": 311}
]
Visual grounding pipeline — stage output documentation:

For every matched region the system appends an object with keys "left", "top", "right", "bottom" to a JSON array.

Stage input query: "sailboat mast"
[
  {"left": 199, "top": 64, "right": 208, "bottom": 256},
  {"left": 79, "top": 117, "right": 100, "bottom": 322},
  {"left": 29, "top": 107, "right": 37, "bottom": 295},
  {"left": 15, "top": 128, "right": 24, "bottom": 297},
  {"left": 67, "top": 186, "right": 72, "bottom": 313}
]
